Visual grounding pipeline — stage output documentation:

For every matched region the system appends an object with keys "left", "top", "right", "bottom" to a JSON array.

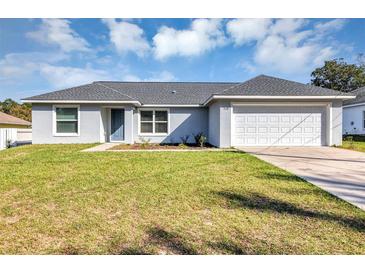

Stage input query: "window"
[
  {"left": 54, "top": 106, "right": 79, "bottom": 136},
  {"left": 140, "top": 109, "right": 168, "bottom": 134},
  {"left": 363, "top": 111, "right": 365, "bottom": 129}
]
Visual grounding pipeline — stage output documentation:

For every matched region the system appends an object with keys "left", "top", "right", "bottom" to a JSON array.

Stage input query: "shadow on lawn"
[
  {"left": 118, "top": 226, "right": 197, "bottom": 255},
  {"left": 215, "top": 191, "right": 365, "bottom": 233},
  {"left": 208, "top": 241, "right": 249, "bottom": 255}
]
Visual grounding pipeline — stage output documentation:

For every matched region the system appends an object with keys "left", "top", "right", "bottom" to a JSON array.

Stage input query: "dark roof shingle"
[
  {"left": 24, "top": 75, "right": 351, "bottom": 105},
  {"left": 343, "top": 87, "right": 365, "bottom": 106},
  {"left": 218, "top": 75, "right": 346, "bottom": 96}
]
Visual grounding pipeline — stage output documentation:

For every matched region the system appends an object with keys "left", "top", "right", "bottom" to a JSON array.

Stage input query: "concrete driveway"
[{"left": 238, "top": 146, "right": 365, "bottom": 210}]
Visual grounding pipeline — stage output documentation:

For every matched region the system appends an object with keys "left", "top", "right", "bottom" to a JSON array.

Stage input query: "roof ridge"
[
  {"left": 214, "top": 75, "right": 265, "bottom": 95},
  {"left": 258, "top": 74, "right": 344, "bottom": 94},
  {"left": 94, "top": 82, "right": 137, "bottom": 101},
  {"left": 94, "top": 81, "right": 239, "bottom": 84}
]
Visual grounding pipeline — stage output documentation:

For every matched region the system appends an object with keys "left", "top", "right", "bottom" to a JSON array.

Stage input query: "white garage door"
[{"left": 233, "top": 106, "right": 325, "bottom": 146}]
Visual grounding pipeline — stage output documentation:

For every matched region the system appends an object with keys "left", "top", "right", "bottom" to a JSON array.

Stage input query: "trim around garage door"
[{"left": 230, "top": 102, "right": 332, "bottom": 147}]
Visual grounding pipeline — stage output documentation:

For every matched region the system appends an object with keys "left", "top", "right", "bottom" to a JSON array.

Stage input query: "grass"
[
  {"left": 1, "top": 144, "right": 365, "bottom": 254},
  {"left": 341, "top": 139, "right": 365, "bottom": 153}
]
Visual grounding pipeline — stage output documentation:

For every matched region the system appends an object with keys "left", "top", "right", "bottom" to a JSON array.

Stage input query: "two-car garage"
[{"left": 232, "top": 104, "right": 327, "bottom": 146}]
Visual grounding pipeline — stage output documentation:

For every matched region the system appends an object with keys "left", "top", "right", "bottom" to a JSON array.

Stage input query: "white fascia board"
[
  {"left": 140, "top": 104, "right": 202, "bottom": 107},
  {"left": 203, "top": 95, "right": 356, "bottom": 105},
  {"left": 343, "top": 102, "right": 365, "bottom": 108},
  {"left": 22, "top": 100, "right": 142, "bottom": 106}
]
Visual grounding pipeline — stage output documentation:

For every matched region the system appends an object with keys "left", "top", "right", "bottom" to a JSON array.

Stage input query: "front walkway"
[
  {"left": 238, "top": 146, "right": 365, "bottom": 210},
  {"left": 82, "top": 143, "right": 119, "bottom": 152}
]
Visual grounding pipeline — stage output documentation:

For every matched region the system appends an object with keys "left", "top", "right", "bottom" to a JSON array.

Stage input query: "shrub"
[
  {"left": 180, "top": 135, "right": 190, "bottom": 145},
  {"left": 178, "top": 143, "right": 188, "bottom": 149},
  {"left": 198, "top": 135, "right": 207, "bottom": 148},
  {"left": 192, "top": 132, "right": 207, "bottom": 147},
  {"left": 139, "top": 137, "right": 151, "bottom": 149}
]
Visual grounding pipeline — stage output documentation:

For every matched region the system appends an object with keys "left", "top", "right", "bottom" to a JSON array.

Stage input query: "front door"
[{"left": 110, "top": 109, "right": 124, "bottom": 141}]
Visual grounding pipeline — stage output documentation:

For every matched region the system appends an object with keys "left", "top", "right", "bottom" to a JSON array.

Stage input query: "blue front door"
[{"left": 110, "top": 109, "right": 124, "bottom": 141}]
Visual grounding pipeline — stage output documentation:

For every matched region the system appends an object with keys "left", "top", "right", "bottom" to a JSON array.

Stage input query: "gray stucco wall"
[
  {"left": 208, "top": 101, "right": 231, "bottom": 147},
  {"left": 32, "top": 104, "right": 102, "bottom": 144},
  {"left": 133, "top": 107, "right": 208, "bottom": 144},
  {"left": 331, "top": 100, "right": 343, "bottom": 146},
  {"left": 208, "top": 102, "right": 220, "bottom": 147}
]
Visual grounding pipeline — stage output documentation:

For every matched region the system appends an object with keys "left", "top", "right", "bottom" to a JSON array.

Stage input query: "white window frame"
[
  {"left": 53, "top": 105, "right": 80, "bottom": 137},
  {"left": 138, "top": 108, "right": 170, "bottom": 136}
]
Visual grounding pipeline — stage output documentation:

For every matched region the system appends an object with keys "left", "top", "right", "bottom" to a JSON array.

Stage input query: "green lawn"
[
  {"left": 341, "top": 140, "right": 365, "bottom": 153},
  {"left": 1, "top": 144, "right": 365, "bottom": 254}
]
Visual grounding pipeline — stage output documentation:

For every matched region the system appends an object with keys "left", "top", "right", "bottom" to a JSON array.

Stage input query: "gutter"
[{"left": 202, "top": 95, "right": 356, "bottom": 106}]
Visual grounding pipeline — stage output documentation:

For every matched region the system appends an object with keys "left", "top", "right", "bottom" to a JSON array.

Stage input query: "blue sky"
[{"left": 0, "top": 18, "right": 364, "bottom": 101}]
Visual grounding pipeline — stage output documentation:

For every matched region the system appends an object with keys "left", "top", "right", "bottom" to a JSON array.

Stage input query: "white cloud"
[
  {"left": 228, "top": 18, "right": 345, "bottom": 75},
  {"left": 254, "top": 34, "right": 318, "bottom": 73},
  {"left": 122, "top": 71, "right": 176, "bottom": 82},
  {"left": 270, "top": 18, "right": 307, "bottom": 36},
  {"left": 26, "top": 19, "right": 90, "bottom": 52},
  {"left": 0, "top": 52, "right": 68, "bottom": 79},
  {"left": 122, "top": 70, "right": 177, "bottom": 82},
  {"left": 227, "top": 19, "right": 272, "bottom": 45},
  {"left": 153, "top": 19, "right": 226, "bottom": 60},
  {"left": 122, "top": 74, "right": 141, "bottom": 81},
  {"left": 145, "top": 71, "right": 176, "bottom": 82},
  {"left": 0, "top": 51, "right": 107, "bottom": 88},
  {"left": 315, "top": 19, "right": 347, "bottom": 33},
  {"left": 102, "top": 19, "right": 150, "bottom": 57},
  {"left": 39, "top": 64, "right": 109, "bottom": 88}
]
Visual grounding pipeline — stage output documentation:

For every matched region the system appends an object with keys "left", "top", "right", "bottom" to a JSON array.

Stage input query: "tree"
[
  {"left": 311, "top": 58, "right": 365, "bottom": 93},
  {"left": 0, "top": 99, "right": 32, "bottom": 121}
]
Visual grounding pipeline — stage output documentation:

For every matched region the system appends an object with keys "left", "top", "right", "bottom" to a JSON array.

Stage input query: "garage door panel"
[{"left": 233, "top": 106, "right": 325, "bottom": 146}]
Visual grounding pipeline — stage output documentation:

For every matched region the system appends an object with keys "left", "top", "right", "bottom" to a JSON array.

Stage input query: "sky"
[{"left": 0, "top": 18, "right": 365, "bottom": 101}]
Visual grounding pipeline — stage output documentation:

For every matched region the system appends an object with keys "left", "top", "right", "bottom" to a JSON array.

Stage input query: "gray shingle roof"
[
  {"left": 23, "top": 83, "right": 135, "bottom": 101},
  {"left": 218, "top": 75, "right": 346, "bottom": 96},
  {"left": 343, "top": 87, "right": 365, "bottom": 106},
  {"left": 24, "top": 75, "right": 351, "bottom": 105}
]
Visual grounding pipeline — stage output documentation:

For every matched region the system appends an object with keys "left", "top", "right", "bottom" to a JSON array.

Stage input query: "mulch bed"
[{"left": 109, "top": 143, "right": 214, "bottom": 151}]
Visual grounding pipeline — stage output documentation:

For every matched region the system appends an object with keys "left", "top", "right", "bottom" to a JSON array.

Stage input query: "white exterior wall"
[{"left": 343, "top": 104, "right": 365, "bottom": 135}]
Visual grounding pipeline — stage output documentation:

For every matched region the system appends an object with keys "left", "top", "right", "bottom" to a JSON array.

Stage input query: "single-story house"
[
  {"left": 23, "top": 75, "right": 355, "bottom": 148},
  {"left": 0, "top": 112, "right": 31, "bottom": 150},
  {"left": 343, "top": 86, "right": 365, "bottom": 135}
]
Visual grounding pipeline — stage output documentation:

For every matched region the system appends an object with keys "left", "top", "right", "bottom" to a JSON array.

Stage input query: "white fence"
[
  {"left": 0, "top": 128, "right": 32, "bottom": 150},
  {"left": 0, "top": 128, "right": 17, "bottom": 150},
  {"left": 17, "top": 128, "right": 32, "bottom": 145}
]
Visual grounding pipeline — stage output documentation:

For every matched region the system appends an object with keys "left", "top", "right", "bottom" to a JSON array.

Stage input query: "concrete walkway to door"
[{"left": 238, "top": 146, "right": 365, "bottom": 210}]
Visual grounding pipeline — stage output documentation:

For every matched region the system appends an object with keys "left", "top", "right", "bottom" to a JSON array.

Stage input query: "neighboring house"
[
  {"left": 343, "top": 87, "right": 365, "bottom": 135},
  {"left": 23, "top": 75, "right": 354, "bottom": 148},
  {"left": 0, "top": 112, "right": 31, "bottom": 150}
]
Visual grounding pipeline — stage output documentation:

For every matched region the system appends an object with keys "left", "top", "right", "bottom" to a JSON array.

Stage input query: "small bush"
[
  {"left": 198, "top": 135, "right": 207, "bottom": 148},
  {"left": 192, "top": 132, "right": 207, "bottom": 147},
  {"left": 180, "top": 135, "right": 189, "bottom": 144},
  {"left": 178, "top": 143, "right": 188, "bottom": 149},
  {"left": 139, "top": 137, "right": 151, "bottom": 149}
]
